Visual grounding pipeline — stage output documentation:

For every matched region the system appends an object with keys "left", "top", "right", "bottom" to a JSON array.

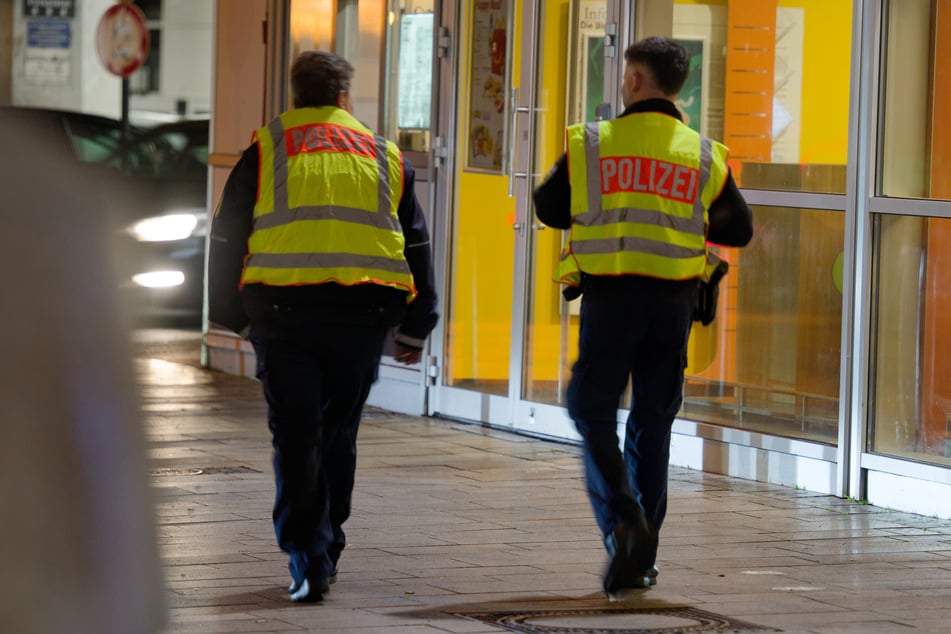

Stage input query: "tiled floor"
[{"left": 137, "top": 341, "right": 951, "bottom": 634}]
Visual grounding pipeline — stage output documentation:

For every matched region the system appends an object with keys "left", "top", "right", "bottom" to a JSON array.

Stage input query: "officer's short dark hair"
[
  {"left": 624, "top": 37, "right": 690, "bottom": 96},
  {"left": 291, "top": 51, "right": 354, "bottom": 108}
]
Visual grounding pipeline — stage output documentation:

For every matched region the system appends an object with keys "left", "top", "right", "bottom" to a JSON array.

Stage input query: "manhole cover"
[
  {"left": 151, "top": 465, "right": 260, "bottom": 476},
  {"left": 455, "top": 606, "right": 779, "bottom": 634}
]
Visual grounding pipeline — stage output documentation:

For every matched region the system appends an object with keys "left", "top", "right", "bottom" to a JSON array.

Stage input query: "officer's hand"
[{"left": 393, "top": 343, "right": 422, "bottom": 365}]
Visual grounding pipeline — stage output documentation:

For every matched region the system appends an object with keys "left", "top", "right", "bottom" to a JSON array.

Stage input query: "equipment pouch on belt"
[{"left": 694, "top": 259, "right": 729, "bottom": 326}]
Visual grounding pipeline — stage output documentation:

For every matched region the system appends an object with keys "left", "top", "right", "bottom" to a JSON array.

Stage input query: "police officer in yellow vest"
[
  {"left": 534, "top": 37, "right": 753, "bottom": 597},
  {"left": 208, "top": 51, "right": 438, "bottom": 602}
]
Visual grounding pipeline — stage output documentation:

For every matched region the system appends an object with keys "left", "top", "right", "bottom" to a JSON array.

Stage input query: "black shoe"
[
  {"left": 602, "top": 517, "right": 657, "bottom": 596},
  {"left": 289, "top": 575, "right": 331, "bottom": 603},
  {"left": 289, "top": 568, "right": 337, "bottom": 593}
]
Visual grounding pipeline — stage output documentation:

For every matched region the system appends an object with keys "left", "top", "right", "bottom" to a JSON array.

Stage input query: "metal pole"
[{"left": 121, "top": 76, "right": 131, "bottom": 144}]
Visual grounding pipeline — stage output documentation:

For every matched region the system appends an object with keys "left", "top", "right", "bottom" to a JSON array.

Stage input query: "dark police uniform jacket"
[{"left": 208, "top": 141, "right": 438, "bottom": 349}]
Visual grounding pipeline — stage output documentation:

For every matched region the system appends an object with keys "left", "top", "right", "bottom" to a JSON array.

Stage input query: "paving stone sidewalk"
[{"left": 138, "top": 352, "right": 951, "bottom": 634}]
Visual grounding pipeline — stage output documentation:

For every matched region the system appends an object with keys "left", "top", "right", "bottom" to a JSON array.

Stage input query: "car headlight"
[
  {"left": 132, "top": 271, "right": 186, "bottom": 288},
  {"left": 130, "top": 213, "right": 200, "bottom": 242}
]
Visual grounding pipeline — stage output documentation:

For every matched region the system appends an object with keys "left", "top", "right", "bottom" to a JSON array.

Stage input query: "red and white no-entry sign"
[{"left": 96, "top": 1, "right": 150, "bottom": 78}]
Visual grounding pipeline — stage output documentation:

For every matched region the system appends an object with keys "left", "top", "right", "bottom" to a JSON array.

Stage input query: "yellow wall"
[{"left": 780, "top": 0, "right": 852, "bottom": 164}]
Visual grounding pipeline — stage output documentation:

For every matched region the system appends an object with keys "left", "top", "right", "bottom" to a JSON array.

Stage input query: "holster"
[
  {"left": 693, "top": 258, "right": 729, "bottom": 326},
  {"left": 561, "top": 272, "right": 588, "bottom": 301}
]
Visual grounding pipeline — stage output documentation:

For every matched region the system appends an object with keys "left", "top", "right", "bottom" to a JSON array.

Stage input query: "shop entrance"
[{"left": 429, "top": 0, "right": 626, "bottom": 436}]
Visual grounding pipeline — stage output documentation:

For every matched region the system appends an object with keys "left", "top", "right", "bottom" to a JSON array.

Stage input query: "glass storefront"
[
  {"left": 672, "top": 0, "right": 852, "bottom": 195},
  {"left": 878, "top": 0, "right": 951, "bottom": 201},
  {"left": 442, "top": 0, "right": 519, "bottom": 398},
  {"left": 383, "top": 1, "right": 436, "bottom": 153},
  {"left": 871, "top": 214, "right": 951, "bottom": 466},
  {"left": 684, "top": 206, "right": 844, "bottom": 445},
  {"left": 204, "top": 0, "right": 951, "bottom": 518},
  {"left": 289, "top": 0, "right": 387, "bottom": 129},
  {"left": 521, "top": 0, "right": 853, "bottom": 448},
  {"left": 868, "top": 0, "right": 951, "bottom": 467},
  {"left": 523, "top": 0, "right": 605, "bottom": 406}
]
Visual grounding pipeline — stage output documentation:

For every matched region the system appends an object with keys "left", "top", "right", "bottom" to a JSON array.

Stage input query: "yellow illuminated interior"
[
  {"left": 444, "top": 0, "right": 852, "bottom": 443},
  {"left": 290, "top": 0, "right": 336, "bottom": 53}
]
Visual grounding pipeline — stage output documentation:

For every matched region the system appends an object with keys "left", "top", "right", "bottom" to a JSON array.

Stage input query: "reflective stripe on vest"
[
  {"left": 243, "top": 107, "right": 416, "bottom": 298},
  {"left": 558, "top": 113, "right": 728, "bottom": 284}
]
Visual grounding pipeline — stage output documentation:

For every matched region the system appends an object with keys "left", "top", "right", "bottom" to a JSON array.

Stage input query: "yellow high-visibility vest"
[
  {"left": 242, "top": 106, "right": 416, "bottom": 299},
  {"left": 557, "top": 111, "right": 729, "bottom": 286}
]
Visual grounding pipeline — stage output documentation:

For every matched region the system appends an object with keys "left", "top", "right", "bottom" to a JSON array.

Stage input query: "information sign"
[{"left": 23, "top": 0, "right": 75, "bottom": 19}]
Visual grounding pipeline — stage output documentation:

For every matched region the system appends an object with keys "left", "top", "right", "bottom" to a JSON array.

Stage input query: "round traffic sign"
[{"left": 96, "top": 2, "right": 150, "bottom": 78}]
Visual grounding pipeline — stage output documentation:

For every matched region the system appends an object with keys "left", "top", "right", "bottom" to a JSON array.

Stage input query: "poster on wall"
[
  {"left": 398, "top": 12, "right": 434, "bottom": 130},
  {"left": 567, "top": 0, "right": 607, "bottom": 126},
  {"left": 676, "top": 38, "right": 704, "bottom": 133},
  {"left": 465, "top": 0, "right": 510, "bottom": 173}
]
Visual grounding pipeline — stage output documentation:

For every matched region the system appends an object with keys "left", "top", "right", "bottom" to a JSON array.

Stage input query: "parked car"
[
  {"left": 0, "top": 107, "right": 209, "bottom": 325},
  {"left": 0, "top": 106, "right": 132, "bottom": 161},
  {"left": 104, "top": 119, "right": 210, "bottom": 325}
]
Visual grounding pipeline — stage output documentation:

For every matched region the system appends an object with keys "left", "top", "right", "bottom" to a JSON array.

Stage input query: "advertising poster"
[
  {"left": 466, "top": 0, "right": 509, "bottom": 173},
  {"left": 397, "top": 12, "right": 434, "bottom": 130},
  {"left": 567, "top": 0, "right": 606, "bottom": 125},
  {"left": 676, "top": 38, "right": 704, "bottom": 133}
]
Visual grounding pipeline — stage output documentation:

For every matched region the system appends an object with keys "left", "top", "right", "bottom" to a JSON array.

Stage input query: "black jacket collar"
[{"left": 619, "top": 98, "right": 683, "bottom": 121}]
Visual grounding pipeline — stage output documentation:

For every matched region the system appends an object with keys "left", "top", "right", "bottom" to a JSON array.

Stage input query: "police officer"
[
  {"left": 534, "top": 37, "right": 753, "bottom": 597},
  {"left": 208, "top": 51, "right": 438, "bottom": 602}
]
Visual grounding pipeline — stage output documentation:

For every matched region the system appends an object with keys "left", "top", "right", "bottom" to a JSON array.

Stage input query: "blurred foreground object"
[
  {"left": 0, "top": 106, "right": 210, "bottom": 325},
  {"left": 0, "top": 118, "right": 164, "bottom": 632}
]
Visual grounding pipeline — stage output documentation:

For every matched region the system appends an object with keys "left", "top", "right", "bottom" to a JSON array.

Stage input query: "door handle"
[
  {"left": 512, "top": 223, "right": 545, "bottom": 234},
  {"left": 507, "top": 87, "right": 531, "bottom": 198}
]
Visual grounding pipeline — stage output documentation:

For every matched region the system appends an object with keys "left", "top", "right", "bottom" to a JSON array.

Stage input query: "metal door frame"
[{"left": 427, "top": 0, "right": 631, "bottom": 432}]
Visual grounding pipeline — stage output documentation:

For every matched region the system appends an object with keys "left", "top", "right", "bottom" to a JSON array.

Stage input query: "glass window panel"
[
  {"left": 523, "top": 0, "right": 593, "bottom": 405},
  {"left": 290, "top": 0, "right": 337, "bottom": 57},
  {"left": 672, "top": 0, "right": 853, "bottom": 194},
  {"left": 134, "top": 0, "right": 162, "bottom": 21},
  {"left": 383, "top": 1, "right": 435, "bottom": 152},
  {"left": 443, "top": 0, "right": 518, "bottom": 396},
  {"left": 682, "top": 206, "right": 844, "bottom": 444},
  {"left": 870, "top": 214, "right": 951, "bottom": 466},
  {"left": 879, "top": 0, "right": 951, "bottom": 200},
  {"left": 289, "top": 1, "right": 384, "bottom": 129}
]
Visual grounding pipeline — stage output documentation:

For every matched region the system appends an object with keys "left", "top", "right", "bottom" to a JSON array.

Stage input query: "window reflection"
[
  {"left": 682, "top": 206, "right": 844, "bottom": 444},
  {"left": 672, "top": 0, "right": 852, "bottom": 194},
  {"left": 289, "top": 0, "right": 384, "bottom": 128},
  {"left": 880, "top": 0, "right": 951, "bottom": 200},
  {"left": 290, "top": 0, "right": 336, "bottom": 55},
  {"left": 383, "top": 0, "right": 435, "bottom": 152},
  {"left": 871, "top": 215, "right": 951, "bottom": 465}
]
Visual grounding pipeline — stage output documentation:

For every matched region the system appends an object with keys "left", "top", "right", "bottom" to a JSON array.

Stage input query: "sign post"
[{"left": 95, "top": 0, "right": 149, "bottom": 143}]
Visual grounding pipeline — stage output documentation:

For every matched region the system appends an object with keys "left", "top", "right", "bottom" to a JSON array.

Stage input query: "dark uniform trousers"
[
  {"left": 566, "top": 276, "right": 695, "bottom": 564},
  {"left": 249, "top": 307, "right": 388, "bottom": 585}
]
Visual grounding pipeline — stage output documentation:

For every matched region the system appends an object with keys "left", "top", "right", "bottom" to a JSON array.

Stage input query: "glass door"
[
  {"left": 430, "top": 0, "right": 622, "bottom": 429},
  {"left": 429, "top": 0, "right": 521, "bottom": 426},
  {"left": 512, "top": 0, "right": 619, "bottom": 438}
]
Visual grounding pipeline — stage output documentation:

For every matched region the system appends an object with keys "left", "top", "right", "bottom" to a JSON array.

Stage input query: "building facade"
[
  {"left": 6, "top": 0, "right": 212, "bottom": 122},
  {"left": 177, "top": 0, "right": 951, "bottom": 519}
]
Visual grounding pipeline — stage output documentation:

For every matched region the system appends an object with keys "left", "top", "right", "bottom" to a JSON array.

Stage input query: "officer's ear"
[
  {"left": 630, "top": 67, "right": 644, "bottom": 93},
  {"left": 337, "top": 90, "right": 354, "bottom": 114}
]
